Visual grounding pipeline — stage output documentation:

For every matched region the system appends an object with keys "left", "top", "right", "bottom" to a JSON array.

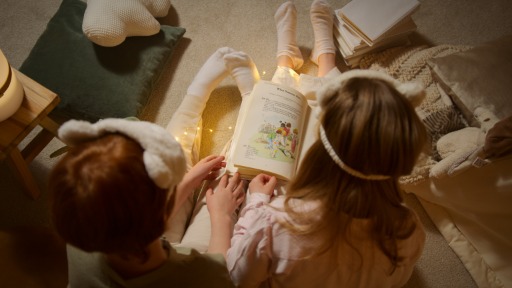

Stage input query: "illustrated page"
[{"left": 232, "top": 81, "right": 308, "bottom": 180}]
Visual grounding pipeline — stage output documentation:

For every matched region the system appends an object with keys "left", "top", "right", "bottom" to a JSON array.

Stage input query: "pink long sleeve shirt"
[{"left": 226, "top": 193, "right": 425, "bottom": 288}]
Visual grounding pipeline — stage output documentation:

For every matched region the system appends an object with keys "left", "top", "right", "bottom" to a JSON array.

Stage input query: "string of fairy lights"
[
  {"left": 174, "top": 125, "right": 235, "bottom": 143},
  {"left": 173, "top": 69, "right": 275, "bottom": 144}
]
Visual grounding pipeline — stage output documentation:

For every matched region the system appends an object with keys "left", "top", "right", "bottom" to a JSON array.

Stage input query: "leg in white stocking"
[
  {"left": 310, "top": 0, "right": 336, "bottom": 69},
  {"left": 275, "top": 1, "right": 304, "bottom": 70},
  {"left": 166, "top": 46, "right": 234, "bottom": 168},
  {"left": 164, "top": 47, "right": 234, "bottom": 244}
]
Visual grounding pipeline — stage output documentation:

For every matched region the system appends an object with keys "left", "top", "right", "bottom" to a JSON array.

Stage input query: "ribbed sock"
[
  {"left": 274, "top": 1, "right": 304, "bottom": 69},
  {"left": 186, "top": 46, "right": 234, "bottom": 97},
  {"left": 310, "top": 0, "right": 336, "bottom": 65},
  {"left": 224, "top": 51, "right": 260, "bottom": 97}
]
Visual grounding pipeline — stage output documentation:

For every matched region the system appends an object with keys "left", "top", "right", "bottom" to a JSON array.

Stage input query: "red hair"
[{"left": 50, "top": 133, "right": 170, "bottom": 260}]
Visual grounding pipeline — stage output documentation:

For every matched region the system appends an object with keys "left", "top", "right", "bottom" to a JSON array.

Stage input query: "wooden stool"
[{"left": 0, "top": 70, "right": 60, "bottom": 199}]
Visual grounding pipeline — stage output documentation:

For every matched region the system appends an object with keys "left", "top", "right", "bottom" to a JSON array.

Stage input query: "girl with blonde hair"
[{"left": 225, "top": 1, "right": 428, "bottom": 287}]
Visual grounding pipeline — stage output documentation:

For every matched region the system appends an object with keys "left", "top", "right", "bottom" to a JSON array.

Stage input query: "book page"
[
  {"left": 377, "top": 16, "right": 417, "bottom": 41},
  {"left": 295, "top": 105, "right": 318, "bottom": 170},
  {"left": 231, "top": 81, "right": 308, "bottom": 180},
  {"left": 223, "top": 96, "right": 252, "bottom": 175}
]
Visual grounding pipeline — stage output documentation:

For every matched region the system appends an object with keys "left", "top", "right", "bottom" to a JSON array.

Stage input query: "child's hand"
[
  {"left": 206, "top": 173, "right": 246, "bottom": 219},
  {"left": 181, "top": 155, "right": 225, "bottom": 192},
  {"left": 249, "top": 174, "right": 277, "bottom": 196}
]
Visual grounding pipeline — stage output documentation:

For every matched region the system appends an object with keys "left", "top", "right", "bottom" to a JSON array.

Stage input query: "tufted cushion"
[
  {"left": 83, "top": 0, "right": 172, "bottom": 47},
  {"left": 19, "top": 0, "right": 185, "bottom": 123}
]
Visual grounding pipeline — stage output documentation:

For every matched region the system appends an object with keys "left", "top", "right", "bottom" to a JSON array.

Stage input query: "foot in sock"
[
  {"left": 274, "top": 1, "right": 304, "bottom": 70},
  {"left": 186, "top": 47, "right": 235, "bottom": 97},
  {"left": 310, "top": 0, "right": 336, "bottom": 65},
  {"left": 224, "top": 51, "right": 260, "bottom": 97}
]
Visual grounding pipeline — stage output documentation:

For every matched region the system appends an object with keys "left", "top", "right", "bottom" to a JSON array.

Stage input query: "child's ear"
[{"left": 397, "top": 82, "right": 425, "bottom": 108}]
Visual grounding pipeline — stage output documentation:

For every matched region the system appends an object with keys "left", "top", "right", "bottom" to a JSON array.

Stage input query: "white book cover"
[
  {"left": 340, "top": 0, "right": 419, "bottom": 43},
  {"left": 342, "top": 15, "right": 416, "bottom": 47},
  {"left": 376, "top": 16, "right": 417, "bottom": 41}
]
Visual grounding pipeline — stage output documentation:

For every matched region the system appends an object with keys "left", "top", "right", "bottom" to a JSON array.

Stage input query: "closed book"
[{"left": 340, "top": 0, "right": 420, "bottom": 45}]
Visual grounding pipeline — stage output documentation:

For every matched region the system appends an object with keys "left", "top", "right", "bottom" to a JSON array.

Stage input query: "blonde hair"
[{"left": 283, "top": 77, "right": 428, "bottom": 270}]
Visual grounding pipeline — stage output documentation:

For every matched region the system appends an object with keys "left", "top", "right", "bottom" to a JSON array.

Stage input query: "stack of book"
[{"left": 333, "top": 0, "right": 420, "bottom": 67}]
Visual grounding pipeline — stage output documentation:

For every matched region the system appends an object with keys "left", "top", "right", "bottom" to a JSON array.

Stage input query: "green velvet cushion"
[{"left": 19, "top": 0, "right": 185, "bottom": 122}]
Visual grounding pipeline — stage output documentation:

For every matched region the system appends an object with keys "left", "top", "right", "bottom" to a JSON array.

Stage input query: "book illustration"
[
  {"left": 226, "top": 80, "right": 316, "bottom": 181},
  {"left": 242, "top": 119, "right": 301, "bottom": 163}
]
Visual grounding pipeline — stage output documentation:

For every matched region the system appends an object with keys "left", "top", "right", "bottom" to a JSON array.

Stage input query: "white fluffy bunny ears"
[
  {"left": 58, "top": 118, "right": 187, "bottom": 190},
  {"left": 316, "top": 69, "right": 425, "bottom": 180},
  {"left": 317, "top": 69, "right": 425, "bottom": 108}
]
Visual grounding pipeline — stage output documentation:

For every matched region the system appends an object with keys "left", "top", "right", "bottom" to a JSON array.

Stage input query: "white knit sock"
[
  {"left": 310, "top": 0, "right": 336, "bottom": 65},
  {"left": 186, "top": 47, "right": 234, "bottom": 97},
  {"left": 275, "top": 1, "right": 304, "bottom": 70},
  {"left": 224, "top": 51, "right": 260, "bottom": 97}
]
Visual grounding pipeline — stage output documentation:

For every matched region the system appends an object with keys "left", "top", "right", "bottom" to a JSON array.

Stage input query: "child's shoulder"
[
  {"left": 171, "top": 245, "right": 224, "bottom": 264},
  {"left": 168, "top": 245, "right": 234, "bottom": 286}
]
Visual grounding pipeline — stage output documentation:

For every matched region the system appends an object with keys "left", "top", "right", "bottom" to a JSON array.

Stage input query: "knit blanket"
[{"left": 359, "top": 44, "right": 472, "bottom": 185}]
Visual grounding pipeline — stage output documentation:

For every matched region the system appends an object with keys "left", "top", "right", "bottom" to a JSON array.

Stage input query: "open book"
[{"left": 225, "top": 80, "right": 319, "bottom": 181}]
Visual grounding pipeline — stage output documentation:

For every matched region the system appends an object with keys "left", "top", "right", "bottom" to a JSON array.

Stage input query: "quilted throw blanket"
[{"left": 359, "top": 44, "right": 472, "bottom": 185}]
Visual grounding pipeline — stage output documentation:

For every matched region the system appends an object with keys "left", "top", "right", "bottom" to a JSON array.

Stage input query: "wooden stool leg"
[
  {"left": 40, "top": 117, "right": 60, "bottom": 136},
  {"left": 6, "top": 148, "right": 41, "bottom": 199}
]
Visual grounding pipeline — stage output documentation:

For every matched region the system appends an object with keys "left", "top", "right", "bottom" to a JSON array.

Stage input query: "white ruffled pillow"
[{"left": 82, "top": 0, "right": 172, "bottom": 47}]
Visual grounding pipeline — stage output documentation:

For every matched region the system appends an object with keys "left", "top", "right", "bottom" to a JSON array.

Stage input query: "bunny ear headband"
[
  {"left": 316, "top": 69, "right": 425, "bottom": 108},
  {"left": 58, "top": 118, "right": 187, "bottom": 189},
  {"left": 316, "top": 69, "right": 425, "bottom": 181}
]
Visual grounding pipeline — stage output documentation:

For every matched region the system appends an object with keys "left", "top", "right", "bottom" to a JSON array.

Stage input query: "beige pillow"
[{"left": 428, "top": 35, "right": 512, "bottom": 127}]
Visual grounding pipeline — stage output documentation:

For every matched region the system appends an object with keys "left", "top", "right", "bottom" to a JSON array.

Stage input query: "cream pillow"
[
  {"left": 82, "top": 0, "right": 172, "bottom": 47},
  {"left": 428, "top": 35, "right": 512, "bottom": 127}
]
